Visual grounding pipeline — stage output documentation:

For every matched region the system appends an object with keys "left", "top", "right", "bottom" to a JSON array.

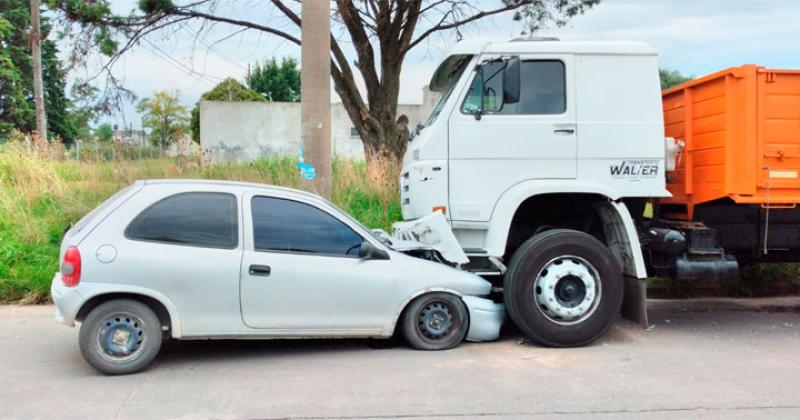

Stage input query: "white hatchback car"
[{"left": 51, "top": 180, "right": 504, "bottom": 374}]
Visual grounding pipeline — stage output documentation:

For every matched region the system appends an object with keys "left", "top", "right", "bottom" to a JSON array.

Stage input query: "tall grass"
[{"left": 0, "top": 137, "right": 401, "bottom": 303}]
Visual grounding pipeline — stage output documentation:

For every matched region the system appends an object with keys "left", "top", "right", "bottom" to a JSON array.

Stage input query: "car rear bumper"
[
  {"left": 50, "top": 273, "right": 85, "bottom": 327},
  {"left": 462, "top": 296, "right": 505, "bottom": 342}
]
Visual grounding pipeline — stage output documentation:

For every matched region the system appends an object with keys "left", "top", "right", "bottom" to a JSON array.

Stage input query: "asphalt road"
[{"left": 2, "top": 298, "right": 800, "bottom": 420}]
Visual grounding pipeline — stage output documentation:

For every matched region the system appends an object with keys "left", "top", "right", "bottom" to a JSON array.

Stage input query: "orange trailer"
[
  {"left": 661, "top": 65, "right": 800, "bottom": 219},
  {"left": 649, "top": 65, "right": 800, "bottom": 269}
]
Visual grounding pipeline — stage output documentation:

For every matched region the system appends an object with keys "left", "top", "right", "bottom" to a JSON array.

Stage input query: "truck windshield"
[{"left": 424, "top": 56, "right": 471, "bottom": 127}]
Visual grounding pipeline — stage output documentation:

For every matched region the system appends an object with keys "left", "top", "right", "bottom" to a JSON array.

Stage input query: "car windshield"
[{"left": 423, "top": 55, "right": 471, "bottom": 128}]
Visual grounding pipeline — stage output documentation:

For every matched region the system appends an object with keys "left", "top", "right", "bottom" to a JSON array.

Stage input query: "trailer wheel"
[{"left": 504, "top": 229, "right": 623, "bottom": 347}]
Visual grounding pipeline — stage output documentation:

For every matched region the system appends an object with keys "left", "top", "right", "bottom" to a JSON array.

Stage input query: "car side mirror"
[
  {"left": 358, "top": 241, "right": 389, "bottom": 260},
  {"left": 503, "top": 56, "right": 521, "bottom": 104}
]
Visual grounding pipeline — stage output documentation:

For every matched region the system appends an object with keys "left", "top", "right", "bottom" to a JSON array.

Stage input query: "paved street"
[{"left": 1, "top": 298, "right": 799, "bottom": 419}]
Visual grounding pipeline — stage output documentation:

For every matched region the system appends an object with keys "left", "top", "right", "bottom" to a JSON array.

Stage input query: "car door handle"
[
  {"left": 554, "top": 128, "right": 575, "bottom": 134},
  {"left": 249, "top": 264, "right": 271, "bottom": 277}
]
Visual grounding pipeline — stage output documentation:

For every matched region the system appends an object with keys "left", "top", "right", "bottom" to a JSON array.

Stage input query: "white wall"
[{"left": 200, "top": 87, "right": 438, "bottom": 163}]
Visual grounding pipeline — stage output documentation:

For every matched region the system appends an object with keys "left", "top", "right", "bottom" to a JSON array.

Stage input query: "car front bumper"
[
  {"left": 50, "top": 273, "right": 85, "bottom": 327},
  {"left": 462, "top": 296, "right": 505, "bottom": 342}
]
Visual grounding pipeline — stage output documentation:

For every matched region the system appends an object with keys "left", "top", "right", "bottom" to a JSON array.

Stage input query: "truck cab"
[{"left": 396, "top": 39, "right": 671, "bottom": 346}]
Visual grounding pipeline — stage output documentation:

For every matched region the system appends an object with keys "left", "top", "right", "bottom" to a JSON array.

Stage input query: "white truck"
[{"left": 392, "top": 39, "right": 675, "bottom": 347}]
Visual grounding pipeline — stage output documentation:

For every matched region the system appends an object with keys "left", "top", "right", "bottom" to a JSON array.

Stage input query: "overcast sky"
[{"left": 69, "top": 0, "right": 800, "bottom": 128}]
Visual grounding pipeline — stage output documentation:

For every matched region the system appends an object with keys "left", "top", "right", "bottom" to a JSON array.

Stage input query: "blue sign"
[
  {"left": 299, "top": 162, "right": 316, "bottom": 180},
  {"left": 297, "top": 148, "right": 316, "bottom": 180}
]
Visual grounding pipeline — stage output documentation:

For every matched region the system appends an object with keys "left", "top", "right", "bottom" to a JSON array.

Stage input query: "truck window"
[
  {"left": 424, "top": 56, "right": 470, "bottom": 127},
  {"left": 461, "top": 59, "right": 566, "bottom": 115}
]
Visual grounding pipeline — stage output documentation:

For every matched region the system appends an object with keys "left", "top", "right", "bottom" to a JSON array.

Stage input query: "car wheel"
[
  {"left": 79, "top": 299, "right": 162, "bottom": 375},
  {"left": 504, "top": 229, "right": 623, "bottom": 347},
  {"left": 402, "top": 292, "right": 468, "bottom": 351}
]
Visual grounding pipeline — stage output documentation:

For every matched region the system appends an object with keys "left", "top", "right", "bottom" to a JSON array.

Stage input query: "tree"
[
  {"left": 660, "top": 69, "right": 693, "bottom": 90},
  {"left": 49, "top": 0, "right": 599, "bottom": 161},
  {"left": 137, "top": 91, "right": 189, "bottom": 155},
  {"left": 0, "top": 0, "right": 79, "bottom": 142},
  {"left": 94, "top": 122, "right": 113, "bottom": 142},
  {"left": 249, "top": 57, "right": 301, "bottom": 102},
  {"left": 0, "top": 15, "right": 29, "bottom": 139},
  {"left": 190, "top": 78, "right": 264, "bottom": 143},
  {"left": 31, "top": 0, "right": 47, "bottom": 140}
]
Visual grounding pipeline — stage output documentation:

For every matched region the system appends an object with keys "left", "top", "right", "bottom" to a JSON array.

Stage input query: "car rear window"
[
  {"left": 69, "top": 185, "right": 135, "bottom": 236},
  {"left": 126, "top": 192, "right": 238, "bottom": 249}
]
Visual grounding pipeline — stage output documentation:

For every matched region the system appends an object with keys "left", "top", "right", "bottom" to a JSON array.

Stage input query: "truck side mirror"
[{"left": 503, "top": 56, "right": 521, "bottom": 104}]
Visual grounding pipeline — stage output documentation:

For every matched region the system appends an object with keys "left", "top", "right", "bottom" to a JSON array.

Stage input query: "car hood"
[{"left": 387, "top": 250, "right": 491, "bottom": 297}]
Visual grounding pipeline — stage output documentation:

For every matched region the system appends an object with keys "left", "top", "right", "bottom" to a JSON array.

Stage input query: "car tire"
[
  {"left": 402, "top": 292, "right": 469, "bottom": 351},
  {"left": 504, "top": 229, "right": 623, "bottom": 347},
  {"left": 79, "top": 299, "right": 162, "bottom": 375}
]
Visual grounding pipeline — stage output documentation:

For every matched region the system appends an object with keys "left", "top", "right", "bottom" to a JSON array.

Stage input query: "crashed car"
[{"left": 51, "top": 180, "right": 504, "bottom": 375}]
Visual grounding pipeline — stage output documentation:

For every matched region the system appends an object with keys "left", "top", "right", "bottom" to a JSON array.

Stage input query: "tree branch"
[{"left": 407, "top": 1, "right": 534, "bottom": 51}]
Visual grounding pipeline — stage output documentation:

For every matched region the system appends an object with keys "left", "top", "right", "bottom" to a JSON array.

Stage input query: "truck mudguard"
[{"left": 483, "top": 180, "right": 648, "bottom": 279}]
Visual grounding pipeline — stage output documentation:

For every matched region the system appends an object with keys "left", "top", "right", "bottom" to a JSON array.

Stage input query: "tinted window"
[
  {"left": 126, "top": 192, "right": 238, "bottom": 249},
  {"left": 251, "top": 196, "right": 363, "bottom": 256},
  {"left": 461, "top": 60, "right": 566, "bottom": 115}
]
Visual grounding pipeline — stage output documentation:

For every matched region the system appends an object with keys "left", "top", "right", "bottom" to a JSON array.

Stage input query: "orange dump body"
[{"left": 662, "top": 65, "right": 800, "bottom": 219}]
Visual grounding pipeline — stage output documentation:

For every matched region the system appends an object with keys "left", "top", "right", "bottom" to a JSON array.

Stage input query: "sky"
[{"left": 63, "top": 0, "right": 800, "bottom": 128}]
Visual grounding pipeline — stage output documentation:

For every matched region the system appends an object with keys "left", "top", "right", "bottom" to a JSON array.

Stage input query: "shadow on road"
[{"left": 147, "top": 298, "right": 799, "bottom": 369}]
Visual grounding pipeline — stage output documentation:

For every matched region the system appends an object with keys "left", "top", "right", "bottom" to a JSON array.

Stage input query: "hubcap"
[
  {"left": 418, "top": 302, "right": 454, "bottom": 340},
  {"left": 534, "top": 256, "right": 601, "bottom": 325},
  {"left": 96, "top": 313, "right": 145, "bottom": 362}
]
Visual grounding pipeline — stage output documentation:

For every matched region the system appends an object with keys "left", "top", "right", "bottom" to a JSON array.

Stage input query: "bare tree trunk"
[
  {"left": 300, "top": 0, "right": 331, "bottom": 198},
  {"left": 30, "top": 0, "right": 47, "bottom": 141},
  {"left": 161, "top": 115, "right": 167, "bottom": 157}
]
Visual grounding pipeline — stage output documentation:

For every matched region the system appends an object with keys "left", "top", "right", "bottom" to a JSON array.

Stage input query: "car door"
[
  {"left": 239, "top": 192, "right": 395, "bottom": 332},
  {"left": 447, "top": 54, "right": 577, "bottom": 222}
]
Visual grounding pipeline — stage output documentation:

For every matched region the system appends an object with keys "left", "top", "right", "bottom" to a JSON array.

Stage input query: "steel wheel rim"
[
  {"left": 417, "top": 300, "right": 457, "bottom": 341},
  {"left": 95, "top": 312, "right": 146, "bottom": 363},
  {"left": 533, "top": 255, "right": 602, "bottom": 326}
]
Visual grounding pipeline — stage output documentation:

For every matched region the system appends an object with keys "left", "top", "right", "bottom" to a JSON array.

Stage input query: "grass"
[
  {"left": 2, "top": 135, "right": 799, "bottom": 303},
  {"left": 0, "top": 138, "right": 401, "bottom": 303}
]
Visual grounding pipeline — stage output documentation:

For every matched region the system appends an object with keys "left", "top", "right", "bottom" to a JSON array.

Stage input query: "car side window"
[
  {"left": 251, "top": 196, "right": 364, "bottom": 257},
  {"left": 461, "top": 59, "right": 566, "bottom": 115},
  {"left": 126, "top": 192, "right": 238, "bottom": 249}
]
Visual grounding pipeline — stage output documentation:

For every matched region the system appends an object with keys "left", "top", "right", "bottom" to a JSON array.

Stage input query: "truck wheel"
[
  {"left": 504, "top": 229, "right": 623, "bottom": 347},
  {"left": 79, "top": 299, "right": 162, "bottom": 375},
  {"left": 402, "top": 292, "right": 469, "bottom": 351}
]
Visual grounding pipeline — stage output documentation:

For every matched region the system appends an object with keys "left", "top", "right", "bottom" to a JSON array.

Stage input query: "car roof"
[{"left": 139, "top": 179, "right": 323, "bottom": 201}]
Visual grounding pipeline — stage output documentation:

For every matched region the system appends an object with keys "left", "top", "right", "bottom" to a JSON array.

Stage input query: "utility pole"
[
  {"left": 30, "top": 0, "right": 47, "bottom": 141},
  {"left": 299, "top": 0, "right": 331, "bottom": 198}
]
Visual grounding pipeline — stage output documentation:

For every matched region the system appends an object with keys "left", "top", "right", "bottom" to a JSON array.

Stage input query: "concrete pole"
[
  {"left": 30, "top": 0, "right": 47, "bottom": 141},
  {"left": 300, "top": 0, "right": 332, "bottom": 198}
]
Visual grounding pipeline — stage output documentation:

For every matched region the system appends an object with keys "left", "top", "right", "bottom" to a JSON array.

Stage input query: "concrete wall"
[{"left": 200, "top": 88, "right": 439, "bottom": 163}]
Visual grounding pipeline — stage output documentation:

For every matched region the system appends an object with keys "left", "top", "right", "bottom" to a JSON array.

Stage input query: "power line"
[{"left": 141, "top": 38, "right": 224, "bottom": 86}]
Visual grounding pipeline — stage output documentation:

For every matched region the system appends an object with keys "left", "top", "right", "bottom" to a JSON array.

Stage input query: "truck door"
[{"left": 447, "top": 54, "right": 576, "bottom": 222}]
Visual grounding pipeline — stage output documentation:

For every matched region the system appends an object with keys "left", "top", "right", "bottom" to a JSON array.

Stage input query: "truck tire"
[
  {"left": 401, "top": 292, "right": 469, "bottom": 351},
  {"left": 504, "top": 229, "right": 623, "bottom": 347},
  {"left": 79, "top": 299, "right": 162, "bottom": 375}
]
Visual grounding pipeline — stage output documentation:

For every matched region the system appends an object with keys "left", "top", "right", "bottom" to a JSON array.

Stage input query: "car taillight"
[{"left": 61, "top": 246, "right": 81, "bottom": 287}]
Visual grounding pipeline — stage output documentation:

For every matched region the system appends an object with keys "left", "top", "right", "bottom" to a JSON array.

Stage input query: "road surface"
[{"left": 1, "top": 298, "right": 799, "bottom": 419}]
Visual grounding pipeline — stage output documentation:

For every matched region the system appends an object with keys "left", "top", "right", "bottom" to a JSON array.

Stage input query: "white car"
[{"left": 51, "top": 180, "right": 504, "bottom": 374}]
